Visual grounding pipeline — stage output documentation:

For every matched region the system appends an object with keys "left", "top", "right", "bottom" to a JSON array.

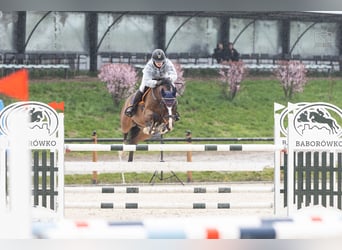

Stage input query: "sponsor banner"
[
  {"left": 0, "top": 101, "right": 61, "bottom": 149},
  {"left": 277, "top": 102, "right": 342, "bottom": 150}
]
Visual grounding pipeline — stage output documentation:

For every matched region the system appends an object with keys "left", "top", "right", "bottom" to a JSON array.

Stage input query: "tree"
[
  {"left": 172, "top": 61, "right": 186, "bottom": 96},
  {"left": 98, "top": 63, "right": 137, "bottom": 106},
  {"left": 275, "top": 60, "right": 307, "bottom": 100},
  {"left": 219, "top": 61, "right": 246, "bottom": 100}
]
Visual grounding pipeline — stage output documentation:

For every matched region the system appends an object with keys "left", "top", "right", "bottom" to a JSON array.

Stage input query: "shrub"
[
  {"left": 275, "top": 60, "right": 307, "bottom": 100},
  {"left": 219, "top": 61, "right": 247, "bottom": 100},
  {"left": 98, "top": 63, "right": 138, "bottom": 106}
]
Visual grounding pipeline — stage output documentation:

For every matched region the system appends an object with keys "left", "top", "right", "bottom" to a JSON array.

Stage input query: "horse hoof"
[
  {"left": 142, "top": 127, "right": 150, "bottom": 135},
  {"left": 160, "top": 128, "right": 170, "bottom": 134}
]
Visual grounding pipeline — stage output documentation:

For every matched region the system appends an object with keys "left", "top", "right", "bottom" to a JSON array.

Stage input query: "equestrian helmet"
[{"left": 151, "top": 49, "right": 166, "bottom": 63}]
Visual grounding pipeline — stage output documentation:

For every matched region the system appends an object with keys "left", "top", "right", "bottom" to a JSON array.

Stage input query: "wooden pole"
[
  {"left": 92, "top": 131, "right": 98, "bottom": 184},
  {"left": 186, "top": 130, "right": 192, "bottom": 182}
]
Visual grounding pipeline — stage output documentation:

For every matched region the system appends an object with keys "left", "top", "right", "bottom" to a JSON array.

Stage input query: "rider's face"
[{"left": 154, "top": 61, "right": 163, "bottom": 68}]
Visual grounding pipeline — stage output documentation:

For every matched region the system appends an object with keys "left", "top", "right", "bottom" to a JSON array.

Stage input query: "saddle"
[{"left": 139, "top": 88, "right": 152, "bottom": 105}]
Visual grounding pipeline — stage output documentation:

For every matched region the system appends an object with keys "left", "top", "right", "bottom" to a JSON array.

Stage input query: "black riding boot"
[{"left": 125, "top": 91, "right": 143, "bottom": 117}]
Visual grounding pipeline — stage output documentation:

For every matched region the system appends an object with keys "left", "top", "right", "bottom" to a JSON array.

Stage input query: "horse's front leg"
[
  {"left": 141, "top": 110, "right": 155, "bottom": 135},
  {"left": 142, "top": 120, "right": 155, "bottom": 135},
  {"left": 166, "top": 106, "right": 174, "bottom": 131},
  {"left": 118, "top": 133, "right": 129, "bottom": 161},
  {"left": 158, "top": 107, "right": 175, "bottom": 134}
]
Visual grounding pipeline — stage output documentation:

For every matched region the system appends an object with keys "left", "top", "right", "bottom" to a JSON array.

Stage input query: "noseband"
[{"left": 162, "top": 96, "right": 177, "bottom": 108}]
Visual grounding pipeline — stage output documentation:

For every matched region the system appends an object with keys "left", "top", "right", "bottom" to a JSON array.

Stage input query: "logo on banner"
[
  {"left": 282, "top": 102, "right": 342, "bottom": 149},
  {"left": 0, "top": 102, "right": 60, "bottom": 149},
  {"left": 294, "top": 103, "right": 342, "bottom": 137}
]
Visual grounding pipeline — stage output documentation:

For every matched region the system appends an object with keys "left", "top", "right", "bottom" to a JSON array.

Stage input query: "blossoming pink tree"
[
  {"left": 275, "top": 60, "right": 307, "bottom": 100},
  {"left": 219, "top": 61, "right": 246, "bottom": 100},
  {"left": 172, "top": 61, "right": 186, "bottom": 96},
  {"left": 98, "top": 63, "right": 138, "bottom": 106}
]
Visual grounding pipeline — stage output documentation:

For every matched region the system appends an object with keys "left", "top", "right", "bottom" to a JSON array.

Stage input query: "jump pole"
[
  {"left": 65, "top": 143, "right": 280, "bottom": 152},
  {"left": 64, "top": 185, "right": 274, "bottom": 194},
  {"left": 64, "top": 201, "right": 273, "bottom": 209}
]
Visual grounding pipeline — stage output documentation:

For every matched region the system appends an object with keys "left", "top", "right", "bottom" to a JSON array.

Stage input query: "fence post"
[
  {"left": 160, "top": 134, "right": 164, "bottom": 162},
  {"left": 186, "top": 130, "right": 192, "bottom": 182},
  {"left": 92, "top": 131, "right": 98, "bottom": 184}
]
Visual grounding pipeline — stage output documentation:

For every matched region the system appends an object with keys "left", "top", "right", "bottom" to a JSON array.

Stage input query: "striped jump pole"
[
  {"left": 65, "top": 143, "right": 281, "bottom": 152},
  {"left": 33, "top": 209, "right": 342, "bottom": 239},
  {"left": 64, "top": 185, "right": 274, "bottom": 194},
  {"left": 64, "top": 201, "right": 273, "bottom": 209}
]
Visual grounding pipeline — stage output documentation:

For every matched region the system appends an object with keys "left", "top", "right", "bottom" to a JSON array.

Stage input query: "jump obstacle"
[
  {"left": 64, "top": 185, "right": 274, "bottom": 194},
  {"left": 1, "top": 101, "right": 342, "bottom": 238},
  {"left": 55, "top": 142, "right": 279, "bottom": 213},
  {"left": 11, "top": 101, "right": 342, "bottom": 217},
  {"left": 65, "top": 143, "right": 278, "bottom": 152},
  {"left": 64, "top": 183, "right": 274, "bottom": 210},
  {"left": 64, "top": 201, "right": 273, "bottom": 210}
]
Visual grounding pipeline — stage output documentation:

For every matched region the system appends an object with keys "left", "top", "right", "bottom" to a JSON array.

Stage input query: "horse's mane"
[{"left": 149, "top": 78, "right": 176, "bottom": 102}]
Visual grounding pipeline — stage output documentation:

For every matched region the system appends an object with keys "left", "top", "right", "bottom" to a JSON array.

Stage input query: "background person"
[
  {"left": 225, "top": 42, "right": 240, "bottom": 62},
  {"left": 212, "top": 42, "right": 225, "bottom": 63}
]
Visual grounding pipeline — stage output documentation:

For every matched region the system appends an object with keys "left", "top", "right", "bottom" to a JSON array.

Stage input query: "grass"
[
  {"left": 19, "top": 76, "right": 342, "bottom": 139},
  {"left": 2, "top": 74, "right": 341, "bottom": 184},
  {"left": 23, "top": 78, "right": 342, "bottom": 138},
  {"left": 64, "top": 168, "right": 275, "bottom": 185}
]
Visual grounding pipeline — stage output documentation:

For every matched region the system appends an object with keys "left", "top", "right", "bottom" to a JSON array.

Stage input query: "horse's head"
[
  {"left": 158, "top": 77, "right": 173, "bottom": 90},
  {"left": 159, "top": 84, "right": 177, "bottom": 133},
  {"left": 161, "top": 88, "right": 177, "bottom": 109}
]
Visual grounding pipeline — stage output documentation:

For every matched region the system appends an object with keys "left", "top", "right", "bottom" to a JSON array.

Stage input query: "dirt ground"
[
  {"left": 65, "top": 150, "right": 274, "bottom": 167},
  {"left": 63, "top": 182, "right": 280, "bottom": 221}
]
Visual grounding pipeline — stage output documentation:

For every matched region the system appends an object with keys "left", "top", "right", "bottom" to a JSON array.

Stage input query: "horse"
[{"left": 120, "top": 79, "right": 178, "bottom": 161}]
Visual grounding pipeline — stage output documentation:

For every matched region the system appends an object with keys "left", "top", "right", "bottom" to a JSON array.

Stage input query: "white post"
[
  {"left": 273, "top": 103, "right": 284, "bottom": 215},
  {"left": 57, "top": 113, "right": 65, "bottom": 219},
  {"left": 0, "top": 112, "right": 31, "bottom": 238},
  {"left": 287, "top": 103, "right": 295, "bottom": 216},
  {"left": 0, "top": 137, "right": 8, "bottom": 212}
]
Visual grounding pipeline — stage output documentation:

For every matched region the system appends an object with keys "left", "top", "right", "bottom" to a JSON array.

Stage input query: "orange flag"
[
  {"left": 0, "top": 69, "right": 29, "bottom": 101},
  {"left": 48, "top": 101, "right": 64, "bottom": 112}
]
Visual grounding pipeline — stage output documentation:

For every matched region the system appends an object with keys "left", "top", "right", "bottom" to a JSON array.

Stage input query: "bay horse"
[{"left": 120, "top": 78, "right": 178, "bottom": 161}]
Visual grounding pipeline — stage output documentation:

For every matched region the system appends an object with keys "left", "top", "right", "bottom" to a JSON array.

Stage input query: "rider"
[{"left": 125, "top": 49, "right": 180, "bottom": 120}]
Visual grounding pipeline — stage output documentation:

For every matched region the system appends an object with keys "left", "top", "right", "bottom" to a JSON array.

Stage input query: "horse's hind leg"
[
  {"left": 127, "top": 126, "right": 141, "bottom": 162},
  {"left": 128, "top": 151, "right": 134, "bottom": 162},
  {"left": 123, "top": 132, "right": 128, "bottom": 144}
]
